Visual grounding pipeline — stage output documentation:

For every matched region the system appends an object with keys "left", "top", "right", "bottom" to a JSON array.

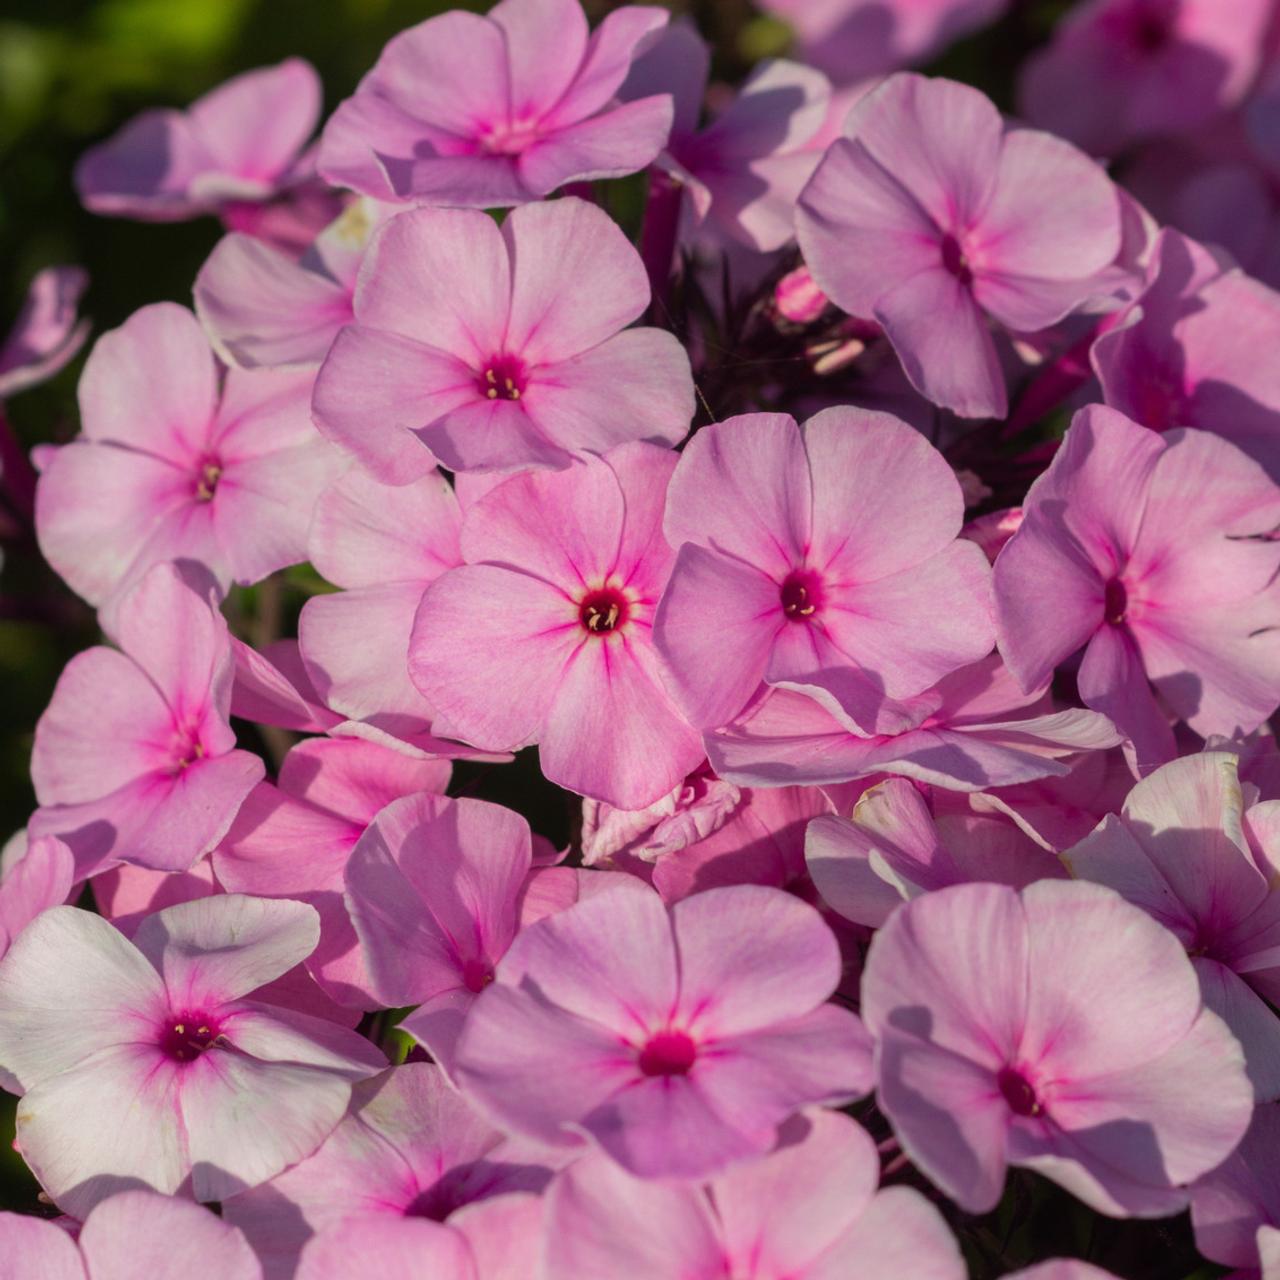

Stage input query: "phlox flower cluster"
[{"left": 3, "top": 0, "right": 1280, "bottom": 1276}]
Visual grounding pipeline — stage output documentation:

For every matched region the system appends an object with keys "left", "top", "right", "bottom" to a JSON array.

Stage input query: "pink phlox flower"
[
  {"left": 453, "top": 881, "right": 873, "bottom": 1179},
  {"left": 0, "top": 896, "right": 385, "bottom": 1218},
  {"left": 654, "top": 407, "right": 995, "bottom": 735},
  {"left": 861, "top": 879, "right": 1253, "bottom": 1216},
  {"left": 757, "top": 0, "right": 1009, "bottom": 85},
  {"left": 0, "top": 267, "right": 90, "bottom": 399},
  {"left": 797, "top": 73, "right": 1123, "bottom": 417},
  {"left": 34, "top": 303, "right": 344, "bottom": 616},
  {"left": 621, "top": 24, "right": 832, "bottom": 251},
  {"left": 317, "top": 0, "right": 673, "bottom": 206},
  {"left": 215, "top": 737, "right": 452, "bottom": 1010},
  {"left": 224, "top": 1063, "right": 552, "bottom": 1280},
  {"left": 89, "top": 856, "right": 360, "bottom": 1029},
  {"left": 544, "top": 1109, "right": 965, "bottom": 1279},
  {"left": 1063, "top": 751, "right": 1280, "bottom": 1099},
  {"left": 706, "top": 652, "right": 1122, "bottom": 790},
  {"left": 1093, "top": 227, "right": 1280, "bottom": 481},
  {"left": 807, "top": 775, "right": 1066, "bottom": 929},
  {"left": 409, "top": 442, "right": 703, "bottom": 808},
  {"left": 28, "top": 563, "right": 264, "bottom": 880},
  {"left": 0, "top": 1189, "right": 263, "bottom": 1280},
  {"left": 195, "top": 198, "right": 400, "bottom": 371},
  {"left": 75, "top": 60, "right": 323, "bottom": 223},
  {"left": 993, "top": 404, "right": 1280, "bottom": 775},
  {"left": 344, "top": 792, "right": 582, "bottom": 1076},
  {"left": 1019, "top": 0, "right": 1272, "bottom": 157},
  {"left": 311, "top": 198, "right": 694, "bottom": 479}
]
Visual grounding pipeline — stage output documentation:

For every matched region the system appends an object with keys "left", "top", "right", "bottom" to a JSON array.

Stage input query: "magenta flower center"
[
  {"left": 780, "top": 569, "right": 823, "bottom": 621},
  {"left": 940, "top": 234, "right": 974, "bottom": 286},
  {"left": 159, "top": 1011, "right": 224, "bottom": 1063},
  {"left": 637, "top": 1029, "right": 698, "bottom": 1077},
  {"left": 579, "top": 586, "right": 630, "bottom": 635},
  {"left": 997, "top": 1065, "right": 1042, "bottom": 1116},
  {"left": 1103, "top": 577, "right": 1128, "bottom": 625},
  {"left": 194, "top": 457, "right": 223, "bottom": 502},
  {"left": 477, "top": 354, "right": 527, "bottom": 402},
  {"left": 461, "top": 957, "right": 495, "bottom": 994}
]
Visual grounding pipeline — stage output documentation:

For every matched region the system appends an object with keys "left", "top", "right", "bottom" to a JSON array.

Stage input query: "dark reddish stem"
[
  {"left": 0, "top": 406, "right": 37, "bottom": 523},
  {"left": 640, "top": 169, "right": 684, "bottom": 324}
]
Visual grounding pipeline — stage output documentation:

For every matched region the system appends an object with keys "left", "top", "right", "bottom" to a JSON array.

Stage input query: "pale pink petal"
[
  {"left": 848, "top": 73, "right": 1002, "bottom": 229},
  {"left": 814, "top": 541, "right": 995, "bottom": 707},
  {"left": 111, "top": 561, "right": 234, "bottom": 748},
  {"left": 807, "top": 1184, "right": 965, "bottom": 1280},
  {"left": 371, "top": 10, "right": 511, "bottom": 139},
  {"left": 653, "top": 544, "right": 782, "bottom": 732},
  {"left": 354, "top": 206, "right": 509, "bottom": 360},
  {"left": 546, "top": 5, "right": 671, "bottom": 125},
  {"left": 1195, "top": 958, "right": 1280, "bottom": 1100},
  {"left": 877, "top": 1033, "right": 1013, "bottom": 1213},
  {"left": 311, "top": 326, "right": 472, "bottom": 484},
  {"left": 671, "top": 886, "right": 842, "bottom": 1037},
  {"left": 971, "top": 128, "right": 1120, "bottom": 282},
  {"left": 17, "top": 1045, "right": 187, "bottom": 1217},
  {"left": 195, "top": 232, "right": 351, "bottom": 370},
  {"left": 517, "top": 97, "right": 673, "bottom": 194},
  {"left": 309, "top": 466, "right": 462, "bottom": 589},
  {"left": 79, "top": 1189, "right": 263, "bottom": 1280},
  {"left": 344, "top": 792, "right": 531, "bottom": 1005},
  {"left": 408, "top": 566, "right": 579, "bottom": 750},
  {"left": 713, "top": 1110, "right": 879, "bottom": 1276},
  {"left": 448, "top": 1193, "right": 545, "bottom": 1280},
  {"left": 1014, "top": 1009, "right": 1251, "bottom": 1216},
  {"left": 797, "top": 138, "right": 941, "bottom": 318},
  {"left": 0, "top": 835, "right": 74, "bottom": 957},
  {"left": 543, "top": 1154, "right": 721, "bottom": 1280},
  {"left": 278, "top": 735, "right": 450, "bottom": 824},
  {"left": 875, "top": 267, "right": 1007, "bottom": 419},
  {"left": 539, "top": 641, "right": 703, "bottom": 808},
  {"left": 1020, "top": 879, "right": 1201, "bottom": 1077},
  {"left": 503, "top": 196, "right": 648, "bottom": 363},
  {"left": 31, "top": 648, "right": 173, "bottom": 806},
  {"left": 0, "top": 907, "right": 165, "bottom": 1087},
  {"left": 296, "top": 1217, "right": 476, "bottom": 1280},
  {"left": 521, "top": 329, "right": 693, "bottom": 454},
  {"left": 179, "top": 1049, "right": 368, "bottom": 1202},
  {"left": 454, "top": 981, "right": 635, "bottom": 1148},
  {"left": 34, "top": 441, "right": 203, "bottom": 608},
  {"left": 300, "top": 583, "right": 433, "bottom": 723},
  {"left": 804, "top": 406, "right": 965, "bottom": 581},
  {"left": 0, "top": 1213, "right": 85, "bottom": 1280},
  {"left": 133, "top": 896, "right": 320, "bottom": 1008},
  {"left": 495, "top": 884, "right": 677, "bottom": 1035},
  {"left": 862, "top": 881, "right": 1027, "bottom": 1065},
  {"left": 77, "top": 303, "right": 217, "bottom": 459},
  {"left": 663, "top": 412, "right": 811, "bottom": 577},
  {"left": 1077, "top": 625, "right": 1175, "bottom": 773},
  {"left": 75, "top": 110, "right": 213, "bottom": 219}
]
